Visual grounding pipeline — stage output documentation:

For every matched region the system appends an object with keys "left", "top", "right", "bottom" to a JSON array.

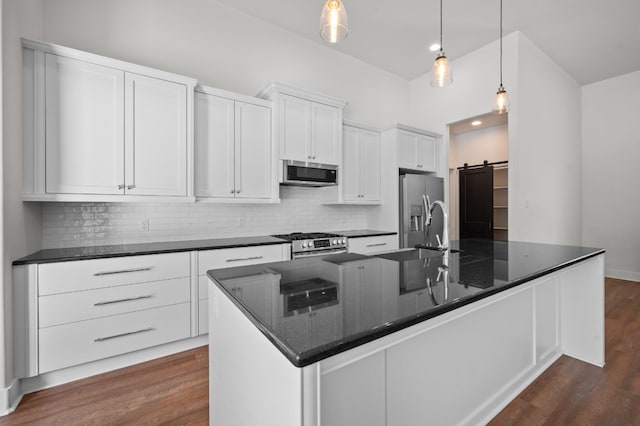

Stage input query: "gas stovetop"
[{"left": 272, "top": 232, "right": 348, "bottom": 258}]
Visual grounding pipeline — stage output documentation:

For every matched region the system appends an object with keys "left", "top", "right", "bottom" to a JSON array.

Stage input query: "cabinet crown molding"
[
  {"left": 383, "top": 123, "right": 441, "bottom": 139},
  {"left": 257, "top": 81, "right": 348, "bottom": 109},
  {"left": 22, "top": 38, "right": 198, "bottom": 86},
  {"left": 196, "top": 84, "right": 272, "bottom": 108}
]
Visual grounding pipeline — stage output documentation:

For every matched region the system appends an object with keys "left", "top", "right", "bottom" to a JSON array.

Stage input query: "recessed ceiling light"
[
  {"left": 429, "top": 43, "right": 440, "bottom": 52},
  {"left": 471, "top": 120, "right": 482, "bottom": 126}
]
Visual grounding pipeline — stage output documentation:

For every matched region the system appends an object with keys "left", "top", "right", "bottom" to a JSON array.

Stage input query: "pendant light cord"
[
  {"left": 440, "top": 0, "right": 443, "bottom": 51},
  {"left": 499, "top": 0, "right": 503, "bottom": 86}
]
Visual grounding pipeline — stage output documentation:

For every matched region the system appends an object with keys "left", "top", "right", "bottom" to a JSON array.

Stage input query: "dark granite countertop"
[
  {"left": 13, "top": 235, "right": 289, "bottom": 265},
  {"left": 207, "top": 239, "right": 605, "bottom": 367},
  {"left": 12, "top": 230, "right": 394, "bottom": 265},
  {"left": 336, "top": 230, "right": 397, "bottom": 238}
]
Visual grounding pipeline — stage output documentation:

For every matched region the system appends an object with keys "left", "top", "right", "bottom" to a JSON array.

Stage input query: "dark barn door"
[{"left": 459, "top": 166, "right": 494, "bottom": 239}]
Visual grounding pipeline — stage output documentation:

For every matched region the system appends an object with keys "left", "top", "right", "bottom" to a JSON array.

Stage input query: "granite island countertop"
[{"left": 207, "top": 239, "right": 604, "bottom": 367}]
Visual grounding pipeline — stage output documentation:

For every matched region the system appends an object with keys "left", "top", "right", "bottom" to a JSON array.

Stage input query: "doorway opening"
[{"left": 448, "top": 113, "right": 508, "bottom": 241}]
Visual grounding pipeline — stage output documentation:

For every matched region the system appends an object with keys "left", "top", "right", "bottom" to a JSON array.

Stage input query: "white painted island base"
[{"left": 209, "top": 254, "right": 604, "bottom": 426}]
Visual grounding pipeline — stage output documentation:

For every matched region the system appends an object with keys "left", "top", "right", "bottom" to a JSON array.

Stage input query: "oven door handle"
[{"left": 292, "top": 249, "right": 347, "bottom": 259}]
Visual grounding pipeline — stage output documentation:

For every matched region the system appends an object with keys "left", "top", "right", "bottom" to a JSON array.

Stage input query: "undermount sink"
[{"left": 375, "top": 247, "right": 459, "bottom": 262}]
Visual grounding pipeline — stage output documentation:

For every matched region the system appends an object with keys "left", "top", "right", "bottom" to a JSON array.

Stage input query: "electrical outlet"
[
  {"left": 141, "top": 218, "right": 150, "bottom": 231},
  {"left": 239, "top": 217, "right": 246, "bottom": 227}
]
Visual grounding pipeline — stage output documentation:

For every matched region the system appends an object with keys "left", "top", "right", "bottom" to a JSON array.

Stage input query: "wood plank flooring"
[{"left": 0, "top": 278, "right": 637, "bottom": 425}]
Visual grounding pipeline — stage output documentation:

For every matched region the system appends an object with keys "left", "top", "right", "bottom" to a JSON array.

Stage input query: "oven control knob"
[
  {"left": 332, "top": 239, "right": 337, "bottom": 245},
  {"left": 340, "top": 238, "right": 345, "bottom": 244},
  {"left": 302, "top": 241, "right": 308, "bottom": 248}
]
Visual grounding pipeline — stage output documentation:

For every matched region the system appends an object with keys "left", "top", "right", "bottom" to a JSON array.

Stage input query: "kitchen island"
[{"left": 207, "top": 240, "right": 605, "bottom": 426}]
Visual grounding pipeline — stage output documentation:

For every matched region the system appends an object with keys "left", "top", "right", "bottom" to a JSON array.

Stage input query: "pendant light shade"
[
  {"left": 320, "top": 0, "right": 349, "bottom": 44},
  {"left": 493, "top": 85, "right": 510, "bottom": 114},
  {"left": 431, "top": 0, "right": 452, "bottom": 87},
  {"left": 492, "top": 0, "right": 509, "bottom": 114}
]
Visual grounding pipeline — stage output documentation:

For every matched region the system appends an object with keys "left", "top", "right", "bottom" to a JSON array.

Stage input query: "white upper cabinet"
[
  {"left": 23, "top": 39, "right": 196, "bottom": 202},
  {"left": 44, "top": 54, "right": 125, "bottom": 195},
  {"left": 279, "top": 94, "right": 310, "bottom": 162},
  {"left": 394, "top": 126, "right": 439, "bottom": 173},
  {"left": 310, "top": 102, "right": 341, "bottom": 164},
  {"left": 342, "top": 123, "right": 381, "bottom": 204},
  {"left": 125, "top": 73, "right": 188, "bottom": 196},
  {"left": 258, "top": 82, "right": 347, "bottom": 167},
  {"left": 194, "top": 86, "right": 276, "bottom": 202}
]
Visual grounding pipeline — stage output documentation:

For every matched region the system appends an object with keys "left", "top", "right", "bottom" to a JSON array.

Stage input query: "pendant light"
[
  {"left": 492, "top": 0, "right": 510, "bottom": 114},
  {"left": 430, "top": 0, "right": 452, "bottom": 87},
  {"left": 320, "top": 0, "right": 349, "bottom": 44}
]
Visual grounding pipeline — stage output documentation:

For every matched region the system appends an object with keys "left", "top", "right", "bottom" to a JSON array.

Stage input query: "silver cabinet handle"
[
  {"left": 366, "top": 242, "right": 387, "bottom": 248},
  {"left": 94, "top": 295, "right": 153, "bottom": 306},
  {"left": 118, "top": 184, "right": 125, "bottom": 190},
  {"left": 94, "top": 327, "right": 153, "bottom": 342},
  {"left": 93, "top": 267, "right": 153, "bottom": 276},
  {"left": 230, "top": 190, "right": 235, "bottom": 194},
  {"left": 127, "top": 184, "right": 136, "bottom": 190},
  {"left": 225, "top": 256, "right": 263, "bottom": 263}
]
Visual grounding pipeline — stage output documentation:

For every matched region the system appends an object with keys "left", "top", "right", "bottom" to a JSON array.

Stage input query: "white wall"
[
  {"left": 2, "top": 0, "right": 44, "bottom": 403},
  {"left": 582, "top": 71, "right": 640, "bottom": 280},
  {"left": 409, "top": 32, "right": 582, "bottom": 246},
  {"left": 41, "top": 0, "right": 409, "bottom": 127},
  {"left": 515, "top": 35, "right": 582, "bottom": 246},
  {"left": 449, "top": 125, "right": 508, "bottom": 168}
]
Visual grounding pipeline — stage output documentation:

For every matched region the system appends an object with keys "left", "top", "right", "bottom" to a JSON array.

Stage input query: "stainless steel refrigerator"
[{"left": 399, "top": 173, "right": 444, "bottom": 249}]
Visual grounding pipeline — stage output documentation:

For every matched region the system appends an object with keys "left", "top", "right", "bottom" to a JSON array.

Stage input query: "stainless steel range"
[{"left": 272, "top": 232, "right": 348, "bottom": 259}]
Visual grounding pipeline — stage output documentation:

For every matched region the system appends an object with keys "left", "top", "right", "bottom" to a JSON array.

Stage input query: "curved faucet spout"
[{"left": 428, "top": 200, "right": 449, "bottom": 251}]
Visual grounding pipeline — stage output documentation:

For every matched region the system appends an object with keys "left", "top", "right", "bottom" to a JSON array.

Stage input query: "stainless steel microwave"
[{"left": 281, "top": 161, "right": 337, "bottom": 187}]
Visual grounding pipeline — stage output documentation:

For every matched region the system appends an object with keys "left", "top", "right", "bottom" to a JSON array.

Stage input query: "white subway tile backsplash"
[{"left": 41, "top": 187, "right": 369, "bottom": 248}]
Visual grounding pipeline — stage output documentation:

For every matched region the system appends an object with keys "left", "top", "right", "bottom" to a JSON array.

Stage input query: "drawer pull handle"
[
  {"left": 366, "top": 243, "right": 387, "bottom": 247},
  {"left": 94, "top": 327, "right": 154, "bottom": 342},
  {"left": 94, "top": 295, "right": 153, "bottom": 306},
  {"left": 93, "top": 267, "right": 154, "bottom": 276},
  {"left": 225, "top": 256, "right": 263, "bottom": 263}
]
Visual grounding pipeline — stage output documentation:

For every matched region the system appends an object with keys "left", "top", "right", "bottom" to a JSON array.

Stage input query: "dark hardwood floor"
[{"left": 0, "top": 278, "right": 637, "bottom": 425}]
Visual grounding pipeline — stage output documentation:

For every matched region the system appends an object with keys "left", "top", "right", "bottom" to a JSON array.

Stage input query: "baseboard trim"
[
  {"left": 0, "top": 378, "right": 24, "bottom": 416},
  {"left": 605, "top": 268, "right": 640, "bottom": 283},
  {"left": 6, "top": 336, "right": 207, "bottom": 415}
]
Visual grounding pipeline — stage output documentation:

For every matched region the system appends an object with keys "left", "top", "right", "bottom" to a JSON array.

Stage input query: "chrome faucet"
[{"left": 422, "top": 195, "right": 450, "bottom": 251}]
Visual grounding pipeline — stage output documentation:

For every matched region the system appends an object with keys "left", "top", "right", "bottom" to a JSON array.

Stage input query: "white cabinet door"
[
  {"left": 310, "top": 103, "right": 340, "bottom": 164},
  {"left": 417, "top": 135, "right": 437, "bottom": 172},
  {"left": 397, "top": 130, "right": 437, "bottom": 172},
  {"left": 194, "top": 92, "right": 235, "bottom": 198},
  {"left": 341, "top": 126, "right": 361, "bottom": 201},
  {"left": 125, "top": 73, "right": 187, "bottom": 196},
  {"left": 235, "top": 101, "right": 271, "bottom": 199},
  {"left": 397, "top": 130, "right": 418, "bottom": 169},
  {"left": 44, "top": 54, "right": 125, "bottom": 195},
  {"left": 279, "top": 94, "right": 309, "bottom": 162},
  {"left": 360, "top": 129, "right": 381, "bottom": 201}
]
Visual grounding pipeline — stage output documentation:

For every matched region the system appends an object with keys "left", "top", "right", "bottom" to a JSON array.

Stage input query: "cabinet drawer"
[
  {"left": 38, "top": 252, "right": 190, "bottom": 296},
  {"left": 39, "top": 302, "right": 190, "bottom": 373},
  {"left": 197, "top": 244, "right": 285, "bottom": 275},
  {"left": 349, "top": 235, "right": 398, "bottom": 254},
  {"left": 39, "top": 277, "right": 190, "bottom": 328}
]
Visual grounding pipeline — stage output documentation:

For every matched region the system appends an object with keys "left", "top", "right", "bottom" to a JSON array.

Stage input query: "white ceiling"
[{"left": 216, "top": 0, "right": 640, "bottom": 85}]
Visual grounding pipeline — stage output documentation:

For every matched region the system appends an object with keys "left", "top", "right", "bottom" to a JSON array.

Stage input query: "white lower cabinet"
[
  {"left": 39, "top": 303, "right": 190, "bottom": 373},
  {"left": 348, "top": 234, "right": 398, "bottom": 254},
  {"left": 15, "top": 252, "right": 193, "bottom": 378},
  {"left": 197, "top": 244, "right": 289, "bottom": 335}
]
